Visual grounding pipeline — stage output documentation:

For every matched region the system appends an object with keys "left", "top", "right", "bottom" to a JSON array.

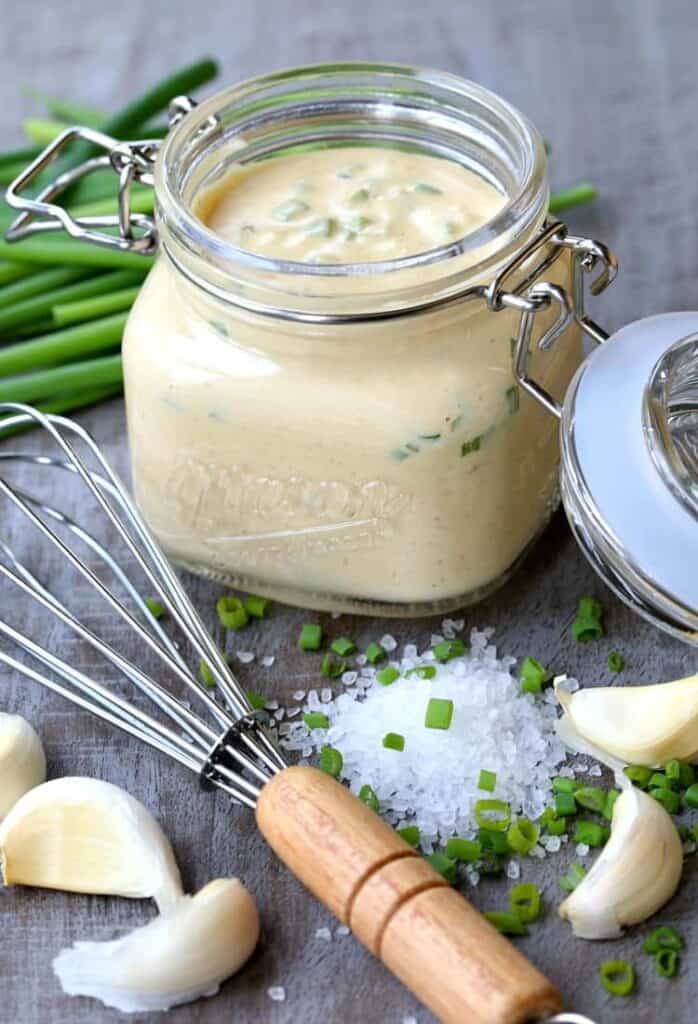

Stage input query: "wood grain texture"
[{"left": 1, "top": 1, "right": 698, "bottom": 1022}]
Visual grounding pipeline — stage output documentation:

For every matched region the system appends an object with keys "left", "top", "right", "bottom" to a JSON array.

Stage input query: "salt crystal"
[
  {"left": 403, "top": 644, "right": 418, "bottom": 659},
  {"left": 683, "top": 841, "right": 697, "bottom": 856},
  {"left": 268, "top": 986, "right": 286, "bottom": 1002},
  {"left": 558, "top": 766, "right": 575, "bottom": 778},
  {"left": 287, "top": 707, "right": 301, "bottom": 718},
  {"left": 402, "top": 1017, "right": 418, "bottom": 1024},
  {"left": 274, "top": 708, "right": 285, "bottom": 721},
  {"left": 380, "top": 634, "right": 397, "bottom": 652},
  {"left": 331, "top": 611, "right": 341, "bottom": 619},
  {"left": 278, "top": 723, "right": 291, "bottom": 736},
  {"left": 529, "top": 844, "right": 546, "bottom": 859},
  {"left": 266, "top": 699, "right": 279, "bottom": 711},
  {"left": 589, "top": 764, "right": 602, "bottom": 777},
  {"left": 320, "top": 687, "right": 332, "bottom": 703},
  {"left": 506, "top": 859, "right": 520, "bottom": 880},
  {"left": 262, "top": 655, "right": 275, "bottom": 668},
  {"left": 452, "top": 618, "right": 465, "bottom": 631},
  {"left": 544, "top": 835, "right": 562, "bottom": 853},
  {"left": 341, "top": 670, "right": 358, "bottom": 685},
  {"left": 335, "top": 924, "right": 351, "bottom": 937},
  {"left": 576, "top": 843, "right": 590, "bottom": 856},
  {"left": 315, "top": 926, "right": 332, "bottom": 941},
  {"left": 356, "top": 654, "right": 367, "bottom": 666},
  {"left": 236, "top": 651, "right": 255, "bottom": 663},
  {"left": 430, "top": 634, "right": 443, "bottom": 646},
  {"left": 292, "top": 690, "right": 306, "bottom": 701}
]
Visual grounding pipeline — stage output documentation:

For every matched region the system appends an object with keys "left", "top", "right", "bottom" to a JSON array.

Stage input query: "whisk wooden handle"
[{"left": 256, "top": 766, "right": 561, "bottom": 1024}]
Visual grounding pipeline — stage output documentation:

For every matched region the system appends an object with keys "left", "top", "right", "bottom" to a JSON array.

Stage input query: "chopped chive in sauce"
[
  {"left": 298, "top": 623, "right": 323, "bottom": 651},
  {"left": 319, "top": 745, "right": 343, "bottom": 777},
  {"left": 413, "top": 182, "right": 443, "bottom": 195},
  {"left": 272, "top": 199, "right": 309, "bottom": 222},
  {"left": 347, "top": 215, "right": 371, "bottom": 232},
  {"left": 417, "top": 431, "right": 441, "bottom": 441},
  {"left": 382, "top": 731, "right": 405, "bottom": 751},
  {"left": 506, "top": 385, "right": 520, "bottom": 414},
  {"left": 303, "top": 711, "right": 329, "bottom": 730},
  {"left": 461, "top": 436, "right": 482, "bottom": 457},
  {"left": 349, "top": 187, "right": 370, "bottom": 203},
  {"left": 307, "top": 217, "right": 337, "bottom": 237},
  {"left": 424, "top": 697, "right": 454, "bottom": 730}
]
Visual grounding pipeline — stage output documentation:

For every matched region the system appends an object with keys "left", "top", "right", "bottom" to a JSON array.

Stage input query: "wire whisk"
[{"left": 0, "top": 403, "right": 595, "bottom": 1024}]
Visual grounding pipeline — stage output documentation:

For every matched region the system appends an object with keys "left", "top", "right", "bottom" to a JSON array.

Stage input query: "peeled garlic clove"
[
  {"left": 559, "top": 786, "right": 682, "bottom": 939},
  {"left": 0, "top": 713, "right": 46, "bottom": 821},
  {"left": 556, "top": 673, "right": 698, "bottom": 765},
  {"left": 0, "top": 777, "right": 182, "bottom": 910},
  {"left": 53, "top": 878, "right": 259, "bottom": 1013},
  {"left": 555, "top": 711, "right": 627, "bottom": 781}
]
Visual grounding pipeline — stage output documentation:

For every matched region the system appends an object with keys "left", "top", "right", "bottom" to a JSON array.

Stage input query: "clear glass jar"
[{"left": 122, "top": 63, "right": 582, "bottom": 616}]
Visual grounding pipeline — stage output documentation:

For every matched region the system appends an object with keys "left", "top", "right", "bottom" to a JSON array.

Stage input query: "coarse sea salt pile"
[{"left": 280, "top": 627, "right": 568, "bottom": 853}]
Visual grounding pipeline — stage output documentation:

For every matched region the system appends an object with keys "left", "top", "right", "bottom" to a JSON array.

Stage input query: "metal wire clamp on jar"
[{"left": 4, "top": 65, "right": 618, "bottom": 618}]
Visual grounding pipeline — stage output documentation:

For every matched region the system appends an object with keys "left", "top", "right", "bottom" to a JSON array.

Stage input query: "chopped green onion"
[
  {"left": 572, "top": 596, "right": 604, "bottom": 642},
  {"left": 509, "top": 882, "right": 542, "bottom": 923},
  {"left": 549, "top": 182, "right": 598, "bottom": 215},
  {"left": 573, "top": 820, "right": 608, "bottom": 848},
  {"left": 679, "top": 762, "right": 695, "bottom": 788},
  {"left": 349, "top": 188, "right": 370, "bottom": 203},
  {"left": 307, "top": 217, "right": 336, "bottom": 237},
  {"left": 643, "top": 926, "right": 684, "bottom": 954},
  {"left": 505, "top": 385, "right": 520, "bottom": 414},
  {"left": 656, "top": 949, "right": 680, "bottom": 978},
  {"left": 650, "top": 787, "right": 681, "bottom": 815},
  {"left": 474, "top": 799, "right": 511, "bottom": 832},
  {"left": 364, "top": 642, "right": 386, "bottom": 664},
  {"left": 376, "top": 666, "right": 400, "bottom": 686},
  {"left": 347, "top": 215, "right": 371, "bottom": 232},
  {"left": 477, "top": 855, "right": 505, "bottom": 876},
  {"left": 624, "top": 765, "right": 653, "bottom": 789},
  {"left": 649, "top": 771, "right": 670, "bottom": 790},
  {"left": 397, "top": 825, "right": 421, "bottom": 847},
  {"left": 243, "top": 595, "right": 269, "bottom": 619},
  {"left": 445, "top": 837, "right": 482, "bottom": 863},
  {"left": 321, "top": 653, "right": 346, "bottom": 679},
  {"left": 382, "top": 732, "right": 405, "bottom": 752},
  {"left": 519, "top": 656, "right": 550, "bottom": 695},
  {"left": 684, "top": 783, "right": 698, "bottom": 809},
  {"left": 331, "top": 637, "right": 356, "bottom": 657},
  {"left": 553, "top": 776, "right": 577, "bottom": 794},
  {"left": 603, "top": 789, "right": 620, "bottom": 821},
  {"left": 599, "top": 959, "right": 635, "bottom": 997},
  {"left": 546, "top": 818, "right": 567, "bottom": 837},
  {"left": 507, "top": 818, "right": 540, "bottom": 855},
  {"left": 433, "top": 640, "right": 467, "bottom": 662},
  {"left": 426, "top": 851, "right": 457, "bottom": 884},
  {"left": 478, "top": 769, "right": 497, "bottom": 792},
  {"left": 199, "top": 659, "right": 215, "bottom": 688},
  {"left": 358, "top": 784, "right": 379, "bottom": 812},
  {"left": 298, "top": 624, "right": 323, "bottom": 651},
  {"left": 319, "top": 745, "right": 343, "bottom": 777},
  {"left": 413, "top": 182, "right": 443, "bottom": 195},
  {"left": 484, "top": 911, "right": 527, "bottom": 936},
  {"left": 559, "top": 863, "right": 587, "bottom": 893},
  {"left": 424, "top": 697, "right": 454, "bottom": 731},
  {"left": 554, "top": 792, "right": 577, "bottom": 817},
  {"left": 574, "top": 786, "right": 607, "bottom": 814},
  {"left": 478, "top": 828, "right": 510, "bottom": 855},
  {"left": 247, "top": 691, "right": 267, "bottom": 711},
  {"left": 216, "top": 596, "right": 248, "bottom": 631},
  {"left": 303, "top": 712, "right": 329, "bottom": 730},
  {"left": 273, "top": 199, "right": 310, "bottom": 222},
  {"left": 405, "top": 665, "right": 437, "bottom": 680},
  {"left": 608, "top": 650, "right": 625, "bottom": 673},
  {"left": 144, "top": 598, "right": 165, "bottom": 620},
  {"left": 461, "top": 436, "right": 482, "bottom": 457}
]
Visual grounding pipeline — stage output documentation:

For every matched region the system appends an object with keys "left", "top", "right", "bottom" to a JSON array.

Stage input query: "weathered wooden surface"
[{"left": 2, "top": 1, "right": 698, "bottom": 1021}]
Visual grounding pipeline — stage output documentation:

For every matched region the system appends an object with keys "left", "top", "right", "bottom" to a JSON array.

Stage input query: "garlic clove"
[
  {"left": 0, "top": 777, "right": 182, "bottom": 911},
  {"left": 559, "top": 786, "right": 683, "bottom": 939},
  {"left": 555, "top": 712, "right": 627, "bottom": 782},
  {"left": 0, "top": 713, "right": 46, "bottom": 821},
  {"left": 555, "top": 673, "right": 698, "bottom": 765},
  {"left": 53, "top": 877, "right": 260, "bottom": 1013}
]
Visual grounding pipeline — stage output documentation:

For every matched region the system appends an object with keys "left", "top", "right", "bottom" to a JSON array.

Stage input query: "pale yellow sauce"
[{"left": 123, "top": 147, "right": 578, "bottom": 611}]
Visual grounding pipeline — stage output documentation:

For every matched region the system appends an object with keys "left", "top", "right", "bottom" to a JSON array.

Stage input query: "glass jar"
[{"left": 120, "top": 63, "right": 597, "bottom": 616}]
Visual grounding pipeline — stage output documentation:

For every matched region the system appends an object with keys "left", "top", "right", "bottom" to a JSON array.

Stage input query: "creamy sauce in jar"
[{"left": 124, "top": 146, "right": 579, "bottom": 611}]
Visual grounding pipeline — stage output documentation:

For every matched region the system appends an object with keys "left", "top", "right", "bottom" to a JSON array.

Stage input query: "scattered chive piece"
[
  {"left": 574, "top": 786, "right": 607, "bottom": 814},
  {"left": 572, "top": 596, "right": 604, "bottom": 642},
  {"left": 347, "top": 215, "right": 371, "bottom": 232},
  {"left": 474, "top": 799, "right": 511, "bottom": 832},
  {"left": 376, "top": 666, "right": 400, "bottom": 686},
  {"left": 650, "top": 787, "right": 681, "bottom": 814},
  {"left": 599, "top": 960, "right": 635, "bottom": 997},
  {"left": 349, "top": 187, "right": 370, "bottom": 203},
  {"left": 558, "top": 863, "right": 587, "bottom": 893},
  {"left": 624, "top": 765, "right": 653, "bottom": 789},
  {"left": 397, "top": 825, "right": 420, "bottom": 847},
  {"left": 684, "top": 783, "right": 698, "bottom": 809},
  {"left": 273, "top": 199, "right": 309, "bottom": 221},
  {"left": 319, "top": 745, "right": 343, "bottom": 777},
  {"left": 484, "top": 911, "right": 527, "bottom": 936},
  {"left": 608, "top": 650, "right": 624, "bottom": 673},
  {"left": 364, "top": 642, "right": 386, "bottom": 664},
  {"left": 144, "top": 598, "right": 165, "bottom": 619},
  {"left": 477, "top": 855, "right": 505, "bottom": 877},
  {"left": 656, "top": 949, "right": 680, "bottom": 978},
  {"left": 307, "top": 217, "right": 336, "bottom": 237},
  {"left": 446, "top": 837, "right": 482, "bottom": 863},
  {"left": 216, "top": 596, "right": 248, "bottom": 631},
  {"left": 331, "top": 637, "right": 356, "bottom": 657},
  {"left": 519, "top": 657, "right": 550, "bottom": 695},
  {"left": 433, "top": 640, "right": 467, "bottom": 662},
  {"left": 554, "top": 792, "right": 577, "bottom": 817},
  {"left": 382, "top": 732, "right": 405, "bottom": 752},
  {"left": 426, "top": 852, "right": 457, "bottom": 884},
  {"left": 505, "top": 385, "right": 520, "bottom": 414},
  {"left": 461, "top": 436, "right": 482, "bottom": 457},
  {"left": 424, "top": 697, "right": 454, "bottom": 731},
  {"left": 247, "top": 691, "right": 267, "bottom": 711},
  {"left": 507, "top": 818, "right": 540, "bottom": 855},
  {"left": 298, "top": 624, "right": 322, "bottom": 651},
  {"left": 510, "top": 882, "right": 542, "bottom": 923},
  {"left": 199, "top": 660, "right": 215, "bottom": 688},
  {"left": 679, "top": 762, "right": 696, "bottom": 788},
  {"left": 303, "top": 711, "right": 329, "bottom": 730},
  {"left": 359, "top": 784, "right": 379, "bottom": 812},
  {"left": 478, "top": 769, "right": 497, "bottom": 792},
  {"left": 573, "top": 820, "right": 608, "bottom": 848},
  {"left": 478, "top": 828, "right": 510, "bottom": 855},
  {"left": 243, "top": 595, "right": 269, "bottom": 619},
  {"left": 643, "top": 927, "right": 684, "bottom": 954},
  {"left": 413, "top": 182, "right": 443, "bottom": 195},
  {"left": 603, "top": 789, "right": 621, "bottom": 821},
  {"left": 321, "top": 653, "right": 346, "bottom": 679},
  {"left": 553, "top": 777, "right": 577, "bottom": 794},
  {"left": 649, "top": 771, "right": 670, "bottom": 790},
  {"left": 549, "top": 182, "right": 598, "bottom": 215},
  {"left": 546, "top": 818, "right": 567, "bottom": 837},
  {"left": 405, "top": 665, "right": 437, "bottom": 680}
]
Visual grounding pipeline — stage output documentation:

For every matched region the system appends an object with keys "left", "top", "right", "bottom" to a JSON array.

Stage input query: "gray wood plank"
[{"left": 2, "top": 2, "right": 698, "bottom": 1021}]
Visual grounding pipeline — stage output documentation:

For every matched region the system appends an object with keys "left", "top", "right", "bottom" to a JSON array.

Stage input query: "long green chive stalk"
[
  {"left": 0, "top": 270, "right": 142, "bottom": 335},
  {"left": 0, "top": 262, "right": 36, "bottom": 286},
  {"left": 0, "top": 145, "right": 42, "bottom": 169},
  {"left": 0, "top": 353, "right": 123, "bottom": 405},
  {"left": 0, "top": 312, "right": 128, "bottom": 376},
  {"left": 0, "top": 384, "right": 123, "bottom": 439},
  {"left": 0, "top": 235, "right": 153, "bottom": 270},
  {"left": 22, "top": 119, "right": 72, "bottom": 147},
  {"left": 0, "top": 266, "right": 92, "bottom": 306},
  {"left": 549, "top": 183, "right": 598, "bottom": 214},
  {"left": 53, "top": 285, "right": 142, "bottom": 327}
]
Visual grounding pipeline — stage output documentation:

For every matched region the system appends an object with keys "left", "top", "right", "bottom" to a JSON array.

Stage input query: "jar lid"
[{"left": 560, "top": 312, "right": 698, "bottom": 643}]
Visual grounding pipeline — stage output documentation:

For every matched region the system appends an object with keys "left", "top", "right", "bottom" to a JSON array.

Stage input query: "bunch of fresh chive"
[{"left": 0, "top": 58, "right": 219, "bottom": 432}]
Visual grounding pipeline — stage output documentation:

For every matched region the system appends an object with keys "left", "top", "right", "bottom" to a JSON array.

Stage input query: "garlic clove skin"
[
  {"left": 556, "top": 674, "right": 698, "bottom": 765},
  {"left": 0, "top": 777, "right": 182, "bottom": 911},
  {"left": 0, "top": 713, "right": 46, "bottom": 822},
  {"left": 555, "top": 712, "right": 627, "bottom": 783},
  {"left": 559, "top": 786, "right": 683, "bottom": 939},
  {"left": 53, "top": 878, "right": 260, "bottom": 1014}
]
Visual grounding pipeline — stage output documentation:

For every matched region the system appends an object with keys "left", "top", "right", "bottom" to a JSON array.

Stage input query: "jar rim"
[{"left": 156, "top": 62, "right": 548, "bottom": 310}]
